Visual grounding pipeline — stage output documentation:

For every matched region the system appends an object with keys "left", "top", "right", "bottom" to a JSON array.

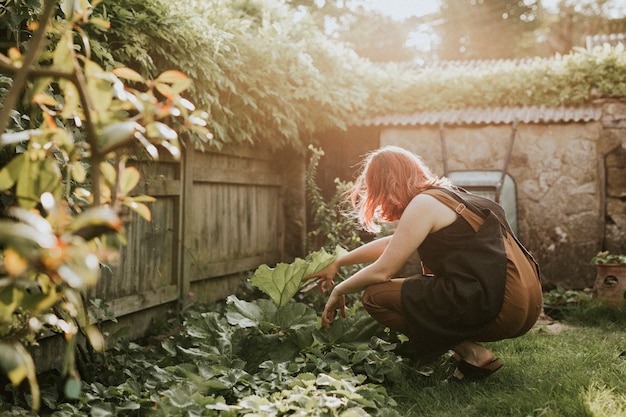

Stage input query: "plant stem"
[{"left": 0, "top": 0, "right": 57, "bottom": 135}]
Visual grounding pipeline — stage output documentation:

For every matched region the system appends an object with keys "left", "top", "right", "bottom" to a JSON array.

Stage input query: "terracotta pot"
[{"left": 592, "top": 263, "right": 626, "bottom": 307}]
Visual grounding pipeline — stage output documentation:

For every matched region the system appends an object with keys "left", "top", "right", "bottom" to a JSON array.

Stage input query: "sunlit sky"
[
  {"left": 364, "top": 0, "right": 439, "bottom": 19},
  {"left": 365, "top": 0, "right": 626, "bottom": 20}
]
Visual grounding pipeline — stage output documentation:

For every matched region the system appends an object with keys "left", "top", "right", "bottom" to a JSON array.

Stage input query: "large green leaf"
[
  {"left": 249, "top": 246, "right": 346, "bottom": 308},
  {"left": 0, "top": 153, "right": 25, "bottom": 190}
]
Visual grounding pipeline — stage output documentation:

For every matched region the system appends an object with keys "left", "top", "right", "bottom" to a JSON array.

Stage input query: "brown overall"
[{"left": 362, "top": 188, "right": 542, "bottom": 362}]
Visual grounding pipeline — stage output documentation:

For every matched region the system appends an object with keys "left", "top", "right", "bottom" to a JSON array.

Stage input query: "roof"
[
  {"left": 586, "top": 33, "right": 626, "bottom": 50},
  {"left": 357, "top": 105, "right": 603, "bottom": 127}
]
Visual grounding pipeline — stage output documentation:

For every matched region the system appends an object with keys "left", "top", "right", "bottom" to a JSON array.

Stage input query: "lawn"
[{"left": 392, "top": 309, "right": 626, "bottom": 417}]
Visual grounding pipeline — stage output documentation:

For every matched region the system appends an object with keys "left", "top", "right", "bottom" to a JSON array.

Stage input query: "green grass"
[{"left": 391, "top": 304, "right": 626, "bottom": 417}]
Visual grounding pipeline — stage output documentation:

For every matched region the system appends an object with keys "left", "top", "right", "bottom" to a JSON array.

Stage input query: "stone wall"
[
  {"left": 600, "top": 102, "right": 626, "bottom": 257},
  {"left": 377, "top": 101, "right": 626, "bottom": 289}
]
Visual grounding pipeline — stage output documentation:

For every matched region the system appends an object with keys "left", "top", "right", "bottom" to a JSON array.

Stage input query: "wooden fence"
[{"left": 33, "top": 144, "right": 306, "bottom": 370}]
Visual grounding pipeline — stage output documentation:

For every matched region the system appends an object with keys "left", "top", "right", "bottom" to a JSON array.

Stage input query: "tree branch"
[{"left": 0, "top": 0, "right": 57, "bottom": 135}]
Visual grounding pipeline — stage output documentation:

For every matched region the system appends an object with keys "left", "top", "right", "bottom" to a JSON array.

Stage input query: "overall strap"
[
  {"left": 423, "top": 188, "right": 542, "bottom": 281},
  {"left": 422, "top": 189, "right": 484, "bottom": 232}
]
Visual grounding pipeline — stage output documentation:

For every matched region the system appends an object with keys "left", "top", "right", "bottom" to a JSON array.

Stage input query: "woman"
[{"left": 304, "top": 146, "right": 542, "bottom": 380}]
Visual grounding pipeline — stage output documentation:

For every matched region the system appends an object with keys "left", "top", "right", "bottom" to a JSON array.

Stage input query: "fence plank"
[{"left": 107, "top": 285, "right": 179, "bottom": 317}]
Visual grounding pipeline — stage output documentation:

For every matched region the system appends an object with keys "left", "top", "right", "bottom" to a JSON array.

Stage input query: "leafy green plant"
[
  {"left": 361, "top": 43, "right": 626, "bottom": 120},
  {"left": 1, "top": 295, "right": 404, "bottom": 416},
  {"left": 0, "top": 0, "right": 211, "bottom": 411},
  {"left": 542, "top": 287, "right": 593, "bottom": 307},
  {"left": 591, "top": 251, "right": 626, "bottom": 265},
  {"left": 306, "top": 145, "right": 363, "bottom": 253},
  {"left": 250, "top": 245, "right": 347, "bottom": 307}
]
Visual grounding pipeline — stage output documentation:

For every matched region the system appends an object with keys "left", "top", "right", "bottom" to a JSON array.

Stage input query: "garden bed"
[{"left": 1, "top": 288, "right": 625, "bottom": 417}]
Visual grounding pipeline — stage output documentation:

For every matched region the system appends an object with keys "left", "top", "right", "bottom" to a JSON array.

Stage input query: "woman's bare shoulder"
[{"left": 407, "top": 192, "right": 457, "bottom": 231}]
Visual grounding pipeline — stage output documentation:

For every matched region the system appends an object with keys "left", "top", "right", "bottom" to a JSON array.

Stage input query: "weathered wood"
[
  {"left": 190, "top": 253, "right": 281, "bottom": 281},
  {"left": 37, "top": 144, "right": 307, "bottom": 372},
  {"left": 107, "top": 285, "right": 179, "bottom": 317},
  {"left": 92, "top": 144, "right": 293, "bottom": 307}
]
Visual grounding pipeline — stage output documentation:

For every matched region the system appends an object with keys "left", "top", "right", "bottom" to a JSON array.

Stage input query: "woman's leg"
[{"left": 362, "top": 278, "right": 409, "bottom": 335}]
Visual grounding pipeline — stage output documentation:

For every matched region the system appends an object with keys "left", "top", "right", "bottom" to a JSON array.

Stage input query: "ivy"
[{"left": 359, "top": 43, "right": 626, "bottom": 120}]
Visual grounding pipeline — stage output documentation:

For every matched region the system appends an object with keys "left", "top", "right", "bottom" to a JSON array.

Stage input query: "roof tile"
[{"left": 357, "top": 105, "right": 602, "bottom": 127}]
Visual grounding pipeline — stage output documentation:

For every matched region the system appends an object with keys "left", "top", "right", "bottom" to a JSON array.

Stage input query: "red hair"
[{"left": 349, "top": 146, "right": 450, "bottom": 232}]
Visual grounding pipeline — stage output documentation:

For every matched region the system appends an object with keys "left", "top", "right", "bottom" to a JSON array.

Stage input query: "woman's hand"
[
  {"left": 321, "top": 289, "right": 346, "bottom": 328},
  {"left": 302, "top": 261, "right": 339, "bottom": 293}
]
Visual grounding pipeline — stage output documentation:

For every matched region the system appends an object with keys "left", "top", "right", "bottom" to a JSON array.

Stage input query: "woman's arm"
[
  {"left": 335, "top": 235, "right": 393, "bottom": 267},
  {"left": 302, "top": 236, "right": 393, "bottom": 291},
  {"left": 332, "top": 194, "right": 453, "bottom": 295},
  {"left": 320, "top": 195, "right": 449, "bottom": 327}
]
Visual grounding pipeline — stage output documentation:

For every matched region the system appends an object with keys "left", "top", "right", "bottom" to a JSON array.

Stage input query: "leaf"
[
  {"left": 0, "top": 221, "right": 57, "bottom": 257},
  {"left": 0, "top": 342, "right": 39, "bottom": 411},
  {"left": 98, "top": 121, "right": 140, "bottom": 153},
  {"left": 0, "top": 286, "right": 24, "bottom": 320},
  {"left": 89, "top": 16, "right": 111, "bottom": 30},
  {"left": 147, "top": 121, "right": 177, "bottom": 141},
  {"left": 0, "top": 129, "right": 39, "bottom": 146},
  {"left": 0, "top": 154, "right": 25, "bottom": 190},
  {"left": 225, "top": 295, "right": 272, "bottom": 328},
  {"left": 52, "top": 31, "right": 74, "bottom": 72},
  {"left": 3, "top": 248, "right": 29, "bottom": 276},
  {"left": 119, "top": 166, "right": 141, "bottom": 195},
  {"left": 59, "top": 79, "right": 80, "bottom": 119},
  {"left": 155, "top": 70, "right": 189, "bottom": 85},
  {"left": 99, "top": 162, "right": 117, "bottom": 188},
  {"left": 123, "top": 200, "right": 152, "bottom": 221},
  {"left": 70, "top": 160, "right": 87, "bottom": 183},
  {"left": 155, "top": 73, "right": 192, "bottom": 96},
  {"left": 302, "top": 246, "right": 348, "bottom": 278},
  {"left": 112, "top": 67, "right": 144, "bottom": 83},
  {"left": 32, "top": 93, "right": 59, "bottom": 107},
  {"left": 89, "top": 402, "right": 115, "bottom": 417},
  {"left": 250, "top": 260, "right": 308, "bottom": 308},
  {"left": 130, "top": 195, "right": 156, "bottom": 203},
  {"left": 249, "top": 246, "right": 346, "bottom": 307},
  {"left": 274, "top": 302, "right": 317, "bottom": 330},
  {"left": 84, "top": 60, "right": 113, "bottom": 116},
  {"left": 64, "top": 377, "right": 81, "bottom": 399},
  {"left": 68, "top": 206, "right": 123, "bottom": 240}
]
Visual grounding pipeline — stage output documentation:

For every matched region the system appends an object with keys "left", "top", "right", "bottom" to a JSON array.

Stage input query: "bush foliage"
[{"left": 80, "top": 0, "right": 626, "bottom": 146}]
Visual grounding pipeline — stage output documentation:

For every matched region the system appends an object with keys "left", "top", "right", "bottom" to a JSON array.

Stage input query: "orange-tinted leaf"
[
  {"left": 4, "top": 248, "right": 29, "bottom": 276},
  {"left": 32, "top": 93, "right": 59, "bottom": 107},
  {"left": 8, "top": 47, "right": 22, "bottom": 67},
  {"left": 155, "top": 83, "right": 175, "bottom": 100},
  {"left": 130, "top": 195, "right": 157, "bottom": 203},
  {"left": 155, "top": 70, "right": 189, "bottom": 84},
  {"left": 113, "top": 67, "right": 145, "bottom": 83}
]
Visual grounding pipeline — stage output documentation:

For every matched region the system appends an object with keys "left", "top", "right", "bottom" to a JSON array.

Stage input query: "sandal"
[{"left": 453, "top": 358, "right": 504, "bottom": 381}]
